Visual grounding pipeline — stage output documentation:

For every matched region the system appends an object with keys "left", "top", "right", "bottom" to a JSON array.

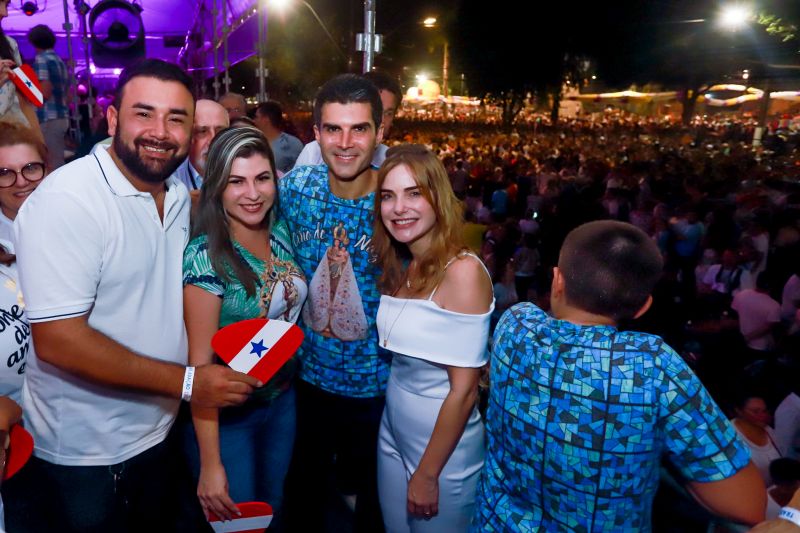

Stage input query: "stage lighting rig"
[
  {"left": 88, "top": 0, "right": 145, "bottom": 68},
  {"left": 21, "top": 0, "right": 39, "bottom": 16}
]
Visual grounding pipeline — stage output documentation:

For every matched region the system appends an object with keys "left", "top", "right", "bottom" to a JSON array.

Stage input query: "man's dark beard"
[{"left": 113, "top": 130, "right": 185, "bottom": 184}]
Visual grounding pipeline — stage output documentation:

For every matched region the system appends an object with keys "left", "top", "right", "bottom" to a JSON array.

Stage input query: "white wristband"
[
  {"left": 182, "top": 366, "right": 195, "bottom": 402},
  {"left": 779, "top": 507, "right": 800, "bottom": 527}
]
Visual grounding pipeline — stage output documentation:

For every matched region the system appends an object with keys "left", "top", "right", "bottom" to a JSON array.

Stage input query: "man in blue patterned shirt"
[
  {"left": 27, "top": 25, "right": 69, "bottom": 170},
  {"left": 473, "top": 221, "right": 765, "bottom": 532},
  {"left": 279, "top": 74, "right": 387, "bottom": 532}
]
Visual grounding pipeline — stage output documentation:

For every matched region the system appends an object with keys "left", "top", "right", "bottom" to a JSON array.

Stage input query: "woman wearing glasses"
[
  {"left": 0, "top": 120, "right": 45, "bottom": 394},
  {"left": 0, "top": 122, "right": 44, "bottom": 526},
  {"left": 0, "top": 122, "right": 46, "bottom": 242}
]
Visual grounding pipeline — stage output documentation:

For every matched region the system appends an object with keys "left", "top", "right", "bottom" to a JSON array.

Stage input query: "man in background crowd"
[
  {"left": 174, "top": 98, "right": 229, "bottom": 192},
  {"left": 254, "top": 100, "right": 303, "bottom": 174},
  {"left": 218, "top": 92, "right": 247, "bottom": 121},
  {"left": 27, "top": 24, "right": 69, "bottom": 170}
]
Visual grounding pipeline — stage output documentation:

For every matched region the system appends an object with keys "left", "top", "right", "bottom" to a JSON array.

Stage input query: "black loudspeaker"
[{"left": 89, "top": 0, "right": 145, "bottom": 68}]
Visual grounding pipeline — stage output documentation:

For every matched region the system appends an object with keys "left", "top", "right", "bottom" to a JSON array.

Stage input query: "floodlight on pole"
[
  {"left": 715, "top": 4, "right": 768, "bottom": 146},
  {"left": 718, "top": 4, "right": 752, "bottom": 31},
  {"left": 422, "top": 16, "right": 449, "bottom": 97},
  {"left": 268, "top": 0, "right": 349, "bottom": 63},
  {"left": 416, "top": 73, "right": 428, "bottom": 82}
]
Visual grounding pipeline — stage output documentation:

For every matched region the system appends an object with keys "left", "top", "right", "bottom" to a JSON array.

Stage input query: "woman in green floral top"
[{"left": 182, "top": 127, "right": 307, "bottom": 523}]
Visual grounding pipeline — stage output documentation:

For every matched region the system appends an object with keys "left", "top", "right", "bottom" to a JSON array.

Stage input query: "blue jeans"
[{"left": 184, "top": 386, "right": 296, "bottom": 514}]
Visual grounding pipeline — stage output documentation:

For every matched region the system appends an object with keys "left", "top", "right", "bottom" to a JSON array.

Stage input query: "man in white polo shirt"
[{"left": 6, "top": 59, "right": 260, "bottom": 532}]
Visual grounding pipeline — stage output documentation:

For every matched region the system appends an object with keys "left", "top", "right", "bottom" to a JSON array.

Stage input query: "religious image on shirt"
[{"left": 302, "top": 222, "right": 368, "bottom": 341}]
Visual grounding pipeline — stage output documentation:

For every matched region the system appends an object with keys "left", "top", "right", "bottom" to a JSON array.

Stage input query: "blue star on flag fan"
[{"left": 250, "top": 339, "right": 267, "bottom": 358}]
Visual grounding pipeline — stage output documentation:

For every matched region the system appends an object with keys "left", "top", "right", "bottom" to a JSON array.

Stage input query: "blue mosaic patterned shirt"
[
  {"left": 473, "top": 303, "right": 750, "bottom": 532},
  {"left": 278, "top": 164, "right": 388, "bottom": 398}
]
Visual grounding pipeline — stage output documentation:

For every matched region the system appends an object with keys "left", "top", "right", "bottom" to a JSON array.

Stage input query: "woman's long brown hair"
[
  {"left": 192, "top": 126, "right": 277, "bottom": 296},
  {"left": 373, "top": 144, "right": 465, "bottom": 296}
]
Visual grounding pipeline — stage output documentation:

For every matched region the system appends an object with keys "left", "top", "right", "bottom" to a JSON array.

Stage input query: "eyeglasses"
[{"left": 0, "top": 163, "right": 46, "bottom": 188}]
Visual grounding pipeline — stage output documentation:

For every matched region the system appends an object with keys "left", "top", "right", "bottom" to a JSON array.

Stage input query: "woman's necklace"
[
  {"left": 384, "top": 265, "right": 415, "bottom": 348},
  {"left": 382, "top": 298, "right": 408, "bottom": 348},
  {"left": 405, "top": 260, "right": 416, "bottom": 290}
]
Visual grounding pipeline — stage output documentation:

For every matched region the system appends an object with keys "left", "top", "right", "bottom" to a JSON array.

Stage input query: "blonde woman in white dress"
[{"left": 373, "top": 144, "right": 494, "bottom": 532}]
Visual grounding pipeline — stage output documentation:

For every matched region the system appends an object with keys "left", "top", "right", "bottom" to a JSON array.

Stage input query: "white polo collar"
[{"left": 94, "top": 145, "right": 181, "bottom": 198}]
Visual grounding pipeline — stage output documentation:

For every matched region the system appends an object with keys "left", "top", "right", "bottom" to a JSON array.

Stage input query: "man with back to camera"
[
  {"left": 293, "top": 70, "right": 401, "bottom": 171},
  {"left": 280, "top": 73, "right": 387, "bottom": 532},
  {"left": 5, "top": 59, "right": 260, "bottom": 532},
  {"left": 174, "top": 98, "right": 229, "bottom": 192},
  {"left": 473, "top": 220, "right": 765, "bottom": 532}
]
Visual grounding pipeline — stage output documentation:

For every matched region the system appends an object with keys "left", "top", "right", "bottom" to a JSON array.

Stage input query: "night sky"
[
  {"left": 363, "top": 0, "right": 800, "bottom": 91},
  {"left": 231, "top": 1, "right": 799, "bottom": 100}
]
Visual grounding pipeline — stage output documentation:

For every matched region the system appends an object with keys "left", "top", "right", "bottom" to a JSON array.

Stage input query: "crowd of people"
[
  {"left": 3, "top": 2, "right": 800, "bottom": 531},
  {"left": 388, "top": 107, "right": 800, "bottom": 528}
]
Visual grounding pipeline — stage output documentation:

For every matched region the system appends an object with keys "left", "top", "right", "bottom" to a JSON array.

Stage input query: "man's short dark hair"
[
  {"left": 255, "top": 101, "right": 285, "bottom": 130},
  {"left": 113, "top": 59, "right": 194, "bottom": 109},
  {"left": 27, "top": 25, "right": 56, "bottom": 50},
  {"left": 362, "top": 70, "right": 402, "bottom": 105},
  {"left": 313, "top": 74, "right": 382, "bottom": 129},
  {"left": 559, "top": 221, "right": 663, "bottom": 321}
]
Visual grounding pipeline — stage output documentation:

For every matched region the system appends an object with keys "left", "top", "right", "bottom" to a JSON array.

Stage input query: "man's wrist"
[
  {"left": 182, "top": 366, "right": 195, "bottom": 402},
  {"left": 779, "top": 507, "right": 800, "bottom": 527}
]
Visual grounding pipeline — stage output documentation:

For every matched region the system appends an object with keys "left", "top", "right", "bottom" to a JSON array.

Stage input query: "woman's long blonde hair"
[{"left": 373, "top": 144, "right": 465, "bottom": 295}]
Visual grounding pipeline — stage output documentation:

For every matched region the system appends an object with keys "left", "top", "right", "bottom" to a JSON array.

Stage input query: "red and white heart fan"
[
  {"left": 208, "top": 501, "right": 273, "bottom": 533},
  {"left": 212, "top": 318, "right": 303, "bottom": 384},
  {"left": 9, "top": 65, "right": 44, "bottom": 108},
  {"left": 4, "top": 424, "right": 34, "bottom": 480}
]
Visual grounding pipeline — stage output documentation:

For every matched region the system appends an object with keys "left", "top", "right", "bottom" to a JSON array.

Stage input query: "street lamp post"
[
  {"left": 356, "top": 0, "right": 382, "bottom": 73},
  {"left": 716, "top": 4, "right": 771, "bottom": 146},
  {"left": 423, "top": 16, "right": 449, "bottom": 97},
  {"left": 256, "top": 0, "right": 268, "bottom": 102},
  {"left": 442, "top": 40, "right": 449, "bottom": 98}
]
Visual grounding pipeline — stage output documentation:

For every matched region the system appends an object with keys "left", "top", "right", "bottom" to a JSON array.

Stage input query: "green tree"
[{"left": 757, "top": 12, "right": 798, "bottom": 51}]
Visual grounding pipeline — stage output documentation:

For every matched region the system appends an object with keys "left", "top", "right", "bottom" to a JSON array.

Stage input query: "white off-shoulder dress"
[{"left": 376, "top": 254, "right": 494, "bottom": 533}]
